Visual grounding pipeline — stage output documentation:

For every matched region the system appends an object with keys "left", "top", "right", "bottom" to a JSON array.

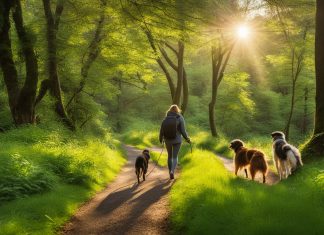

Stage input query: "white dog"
[{"left": 271, "top": 131, "right": 303, "bottom": 180}]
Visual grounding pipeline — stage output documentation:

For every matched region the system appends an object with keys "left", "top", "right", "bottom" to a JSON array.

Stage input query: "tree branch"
[
  {"left": 159, "top": 46, "right": 178, "bottom": 71},
  {"left": 165, "top": 42, "right": 178, "bottom": 57},
  {"left": 54, "top": 0, "right": 64, "bottom": 30}
]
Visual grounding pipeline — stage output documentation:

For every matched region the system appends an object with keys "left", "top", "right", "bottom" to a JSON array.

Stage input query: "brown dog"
[
  {"left": 135, "top": 149, "right": 150, "bottom": 184},
  {"left": 230, "top": 139, "right": 268, "bottom": 183}
]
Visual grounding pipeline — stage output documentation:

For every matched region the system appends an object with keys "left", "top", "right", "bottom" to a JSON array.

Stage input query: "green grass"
[
  {"left": 150, "top": 150, "right": 168, "bottom": 167},
  {"left": 0, "top": 124, "right": 126, "bottom": 234},
  {"left": 121, "top": 129, "right": 160, "bottom": 149},
  {"left": 0, "top": 185, "right": 90, "bottom": 235},
  {"left": 122, "top": 121, "right": 324, "bottom": 234},
  {"left": 120, "top": 119, "right": 160, "bottom": 149},
  {"left": 192, "top": 131, "right": 232, "bottom": 156},
  {"left": 170, "top": 149, "right": 324, "bottom": 235}
]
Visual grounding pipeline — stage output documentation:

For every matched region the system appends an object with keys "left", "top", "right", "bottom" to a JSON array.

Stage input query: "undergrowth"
[{"left": 0, "top": 123, "right": 126, "bottom": 234}]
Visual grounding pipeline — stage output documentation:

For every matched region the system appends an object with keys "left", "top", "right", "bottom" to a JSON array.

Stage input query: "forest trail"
[
  {"left": 62, "top": 145, "right": 172, "bottom": 235},
  {"left": 217, "top": 155, "right": 280, "bottom": 185}
]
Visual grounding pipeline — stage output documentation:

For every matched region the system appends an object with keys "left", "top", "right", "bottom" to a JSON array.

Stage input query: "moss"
[{"left": 301, "top": 133, "right": 324, "bottom": 161}]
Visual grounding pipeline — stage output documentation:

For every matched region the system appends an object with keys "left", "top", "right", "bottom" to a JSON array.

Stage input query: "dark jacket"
[{"left": 159, "top": 111, "right": 189, "bottom": 144}]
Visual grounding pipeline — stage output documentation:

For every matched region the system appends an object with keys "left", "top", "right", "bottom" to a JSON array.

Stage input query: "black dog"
[{"left": 135, "top": 149, "right": 150, "bottom": 184}]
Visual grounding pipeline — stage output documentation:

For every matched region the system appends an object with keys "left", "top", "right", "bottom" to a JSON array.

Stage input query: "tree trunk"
[
  {"left": 181, "top": 69, "right": 189, "bottom": 114},
  {"left": 143, "top": 29, "right": 175, "bottom": 101},
  {"left": 303, "top": 0, "right": 324, "bottom": 157},
  {"left": 159, "top": 42, "right": 188, "bottom": 113},
  {"left": 0, "top": 0, "right": 38, "bottom": 124},
  {"left": 116, "top": 78, "right": 122, "bottom": 131},
  {"left": 209, "top": 43, "right": 234, "bottom": 137},
  {"left": 284, "top": 81, "right": 296, "bottom": 141},
  {"left": 209, "top": 46, "right": 223, "bottom": 137},
  {"left": 42, "top": 0, "right": 75, "bottom": 130},
  {"left": 209, "top": 93, "right": 218, "bottom": 137},
  {"left": 173, "top": 41, "right": 184, "bottom": 106},
  {"left": 66, "top": 0, "right": 107, "bottom": 109},
  {"left": 157, "top": 58, "right": 176, "bottom": 100},
  {"left": 12, "top": 0, "right": 38, "bottom": 124},
  {"left": 302, "top": 87, "right": 308, "bottom": 134},
  {"left": 0, "top": 0, "right": 20, "bottom": 119},
  {"left": 314, "top": 0, "right": 324, "bottom": 135}
]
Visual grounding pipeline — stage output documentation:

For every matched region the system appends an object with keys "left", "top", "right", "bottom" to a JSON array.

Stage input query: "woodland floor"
[{"left": 62, "top": 145, "right": 172, "bottom": 235}]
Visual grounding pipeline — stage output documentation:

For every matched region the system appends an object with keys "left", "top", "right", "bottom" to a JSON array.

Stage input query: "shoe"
[{"left": 170, "top": 172, "right": 174, "bottom": 180}]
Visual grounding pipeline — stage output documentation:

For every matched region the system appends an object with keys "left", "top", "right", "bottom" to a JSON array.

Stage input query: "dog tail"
[
  {"left": 290, "top": 145, "right": 303, "bottom": 167},
  {"left": 251, "top": 151, "right": 268, "bottom": 174},
  {"left": 286, "top": 150, "right": 297, "bottom": 170},
  {"left": 284, "top": 144, "right": 303, "bottom": 167}
]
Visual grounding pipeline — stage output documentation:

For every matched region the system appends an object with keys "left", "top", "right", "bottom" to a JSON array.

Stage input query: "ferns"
[{"left": 0, "top": 154, "right": 54, "bottom": 202}]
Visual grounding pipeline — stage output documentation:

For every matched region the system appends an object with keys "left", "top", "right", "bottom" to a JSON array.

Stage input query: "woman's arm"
[
  {"left": 159, "top": 123, "right": 164, "bottom": 144},
  {"left": 179, "top": 116, "right": 190, "bottom": 142}
]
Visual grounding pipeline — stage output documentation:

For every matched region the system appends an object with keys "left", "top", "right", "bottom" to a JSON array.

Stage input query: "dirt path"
[
  {"left": 217, "top": 154, "right": 279, "bottom": 185},
  {"left": 62, "top": 145, "right": 172, "bottom": 235}
]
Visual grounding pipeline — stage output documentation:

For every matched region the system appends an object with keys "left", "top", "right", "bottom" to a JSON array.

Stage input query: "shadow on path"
[{"left": 62, "top": 145, "right": 172, "bottom": 235}]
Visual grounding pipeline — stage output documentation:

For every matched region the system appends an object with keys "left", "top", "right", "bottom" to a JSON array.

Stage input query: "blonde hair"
[{"left": 167, "top": 104, "right": 181, "bottom": 114}]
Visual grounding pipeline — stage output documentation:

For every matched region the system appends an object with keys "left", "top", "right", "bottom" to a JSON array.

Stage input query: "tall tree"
[
  {"left": 158, "top": 41, "right": 189, "bottom": 112},
  {"left": 119, "top": 0, "right": 194, "bottom": 114},
  {"left": 141, "top": 23, "right": 189, "bottom": 113},
  {"left": 209, "top": 42, "right": 234, "bottom": 137},
  {"left": 271, "top": 4, "right": 310, "bottom": 140},
  {"left": 208, "top": 0, "right": 242, "bottom": 137},
  {"left": 0, "top": 0, "right": 38, "bottom": 125},
  {"left": 66, "top": 0, "right": 107, "bottom": 110},
  {"left": 306, "top": 0, "right": 324, "bottom": 156},
  {"left": 36, "top": 0, "right": 74, "bottom": 129}
]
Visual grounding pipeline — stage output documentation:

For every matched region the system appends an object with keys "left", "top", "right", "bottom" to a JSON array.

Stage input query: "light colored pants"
[{"left": 165, "top": 142, "right": 181, "bottom": 173}]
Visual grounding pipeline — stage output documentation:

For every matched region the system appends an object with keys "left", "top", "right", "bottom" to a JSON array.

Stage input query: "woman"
[{"left": 159, "top": 104, "right": 190, "bottom": 179}]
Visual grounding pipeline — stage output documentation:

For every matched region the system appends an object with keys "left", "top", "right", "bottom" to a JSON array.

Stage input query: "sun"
[{"left": 236, "top": 25, "right": 250, "bottom": 39}]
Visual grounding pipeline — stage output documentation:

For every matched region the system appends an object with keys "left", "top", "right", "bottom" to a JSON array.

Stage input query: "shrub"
[{"left": 0, "top": 153, "right": 54, "bottom": 202}]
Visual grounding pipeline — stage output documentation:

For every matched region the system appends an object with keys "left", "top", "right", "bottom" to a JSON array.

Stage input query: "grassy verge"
[
  {"left": 170, "top": 149, "right": 324, "bottom": 235},
  {"left": 150, "top": 150, "right": 168, "bottom": 167},
  {"left": 122, "top": 122, "right": 324, "bottom": 234},
  {"left": 121, "top": 129, "right": 159, "bottom": 149},
  {"left": 0, "top": 124, "right": 126, "bottom": 235}
]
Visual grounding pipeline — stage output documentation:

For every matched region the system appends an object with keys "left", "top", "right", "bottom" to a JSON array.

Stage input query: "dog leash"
[
  {"left": 105, "top": 141, "right": 189, "bottom": 198},
  {"left": 146, "top": 142, "right": 164, "bottom": 177},
  {"left": 98, "top": 144, "right": 165, "bottom": 199}
]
